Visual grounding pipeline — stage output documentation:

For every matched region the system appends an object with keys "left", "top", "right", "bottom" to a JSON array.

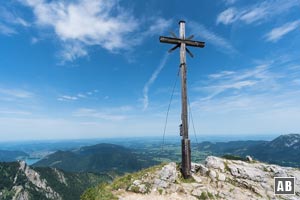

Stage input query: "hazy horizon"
[{"left": 0, "top": 133, "right": 283, "bottom": 143}]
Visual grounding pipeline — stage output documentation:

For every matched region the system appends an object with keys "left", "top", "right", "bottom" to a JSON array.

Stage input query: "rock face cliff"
[
  {"left": 1, "top": 161, "right": 61, "bottom": 200},
  {"left": 88, "top": 156, "right": 300, "bottom": 200},
  {"left": 0, "top": 161, "right": 110, "bottom": 200}
]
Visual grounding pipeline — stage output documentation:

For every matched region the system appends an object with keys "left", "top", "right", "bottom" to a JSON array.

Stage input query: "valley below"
[{"left": 1, "top": 133, "right": 300, "bottom": 200}]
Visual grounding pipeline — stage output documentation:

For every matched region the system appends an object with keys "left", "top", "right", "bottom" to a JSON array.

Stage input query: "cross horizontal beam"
[{"left": 159, "top": 36, "right": 205, "bottom": 48}]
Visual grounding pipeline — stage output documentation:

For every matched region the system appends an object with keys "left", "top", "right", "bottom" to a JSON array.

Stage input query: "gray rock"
[
  {"left": 191, "top": 163, "right": 201, "bottom": 173},
  {"left": 191, "top": 188, "right": 202, "bottom": 196},
  {"left": 246, "top": 155, "right": 253, "bottom": 162},
  {"left": 228, "top": 163, "right": 266, "bottom": 182},
  {"left": 191, "top": 174, "right": 202, "bottom": 183},
  {"left": 154, "top": 178, "right": 169, "bottom": 188},
  {"left": 198, "top": 164, "right": 209, "bottom": 176},
  {"left": 205, "top": 156, "right": 225, "bottom": 172},
  {"left": 209, "top": 170, "right": 217, "bottom": 181},
  {"left": 218, "top": 173, "right": 226, "bottom": 181},
  {"left": 159, "top": 162, "right": 177, "bottom": 182},
  {"left": 129, "top": 180, "right": 148, "bottom": 194},
  {"left": 132, "top": 180, "right": 142, "bottom": 185}
]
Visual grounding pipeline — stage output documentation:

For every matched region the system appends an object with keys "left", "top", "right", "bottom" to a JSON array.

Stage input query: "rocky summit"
[{"left": 90, "top": 156, "right": 300, "bottom": 200}]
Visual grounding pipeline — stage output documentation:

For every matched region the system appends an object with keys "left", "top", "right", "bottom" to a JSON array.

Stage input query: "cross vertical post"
[
  {"left": 179, "top": 21, "right": 191, "bottom": 178},
  {"left": 159, "top": 20, "right": 205, "bottom": 179}
]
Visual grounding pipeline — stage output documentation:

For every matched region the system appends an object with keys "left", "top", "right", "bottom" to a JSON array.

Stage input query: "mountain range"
[
  {"left": 197, "top": 133, "right": 300, "bottom": 167},
  {"left": 33, "top": 143, "right": 154, "bottom": 174},
  {"left": 0, "top": 150, "right": 28, "bottom": 162}
]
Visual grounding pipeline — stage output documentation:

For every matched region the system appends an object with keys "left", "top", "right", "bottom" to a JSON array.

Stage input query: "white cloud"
[
  {"left": 58, "top": 90, "right": 100, "bottom": 101},
  {"left": 57, "top": 95, "right": 78, "bottom": 101},
  {"left": 265, "top": 20, "right": 300, "bottom": 42},
  {"left": 59, "top": 42, "right": 88, "bottom": 62},
  {"left": 189, "top": 59, "right": 300, "bottom": 135},
  {"left": 222, "top": 0, "right": 237, "bottom": 5},
  {"left": 0, "top": 23, "right": 16, "bottom": 35},
  {"left": 216, "top": 8, "right": 237, "bottom": 25},
  {"left": 22, "top": 0, "right": 138, "bottom": 62},
  {"left": 217, "top": 0, "right": 300, "bottom": 25},
  {"left": 20, "top": 0, "right": 172, "bottom": 62},
  {"left": 0, "top": 110, "right": 32, "bottom": 116},
  {"left": 0, "top": 6, "right": 30, "bottom": 36},
  {"left": 0, "top": 87, "right": 34, "bottom": 99},
  {"left": 77, "top": 93, "right": 86, "bottom": 98},
  {"left": 144, "top": 18, "right": 172, "bottom": 36},
  {"left": 193, "top": 64, "right": 277, "bottom": 100},
  {"left": 239, "top": 7, "right": 267, "bottom": 24},
  {"left": 209, "top": 71, "right": 236, "bottom": 79},
  {"left": 73, "top": 108, "right": 126, "bottom": 121},
  {"left": 142, "top": 53, "right": 169, "bottom": 110},
  {"left": 190, "top": 21, "right": 237, "bottom": 54}
]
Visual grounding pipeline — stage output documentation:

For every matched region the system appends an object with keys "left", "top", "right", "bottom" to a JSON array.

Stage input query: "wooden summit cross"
[{"left": 160, "top": 20, "right": 205, "bottom": 179}]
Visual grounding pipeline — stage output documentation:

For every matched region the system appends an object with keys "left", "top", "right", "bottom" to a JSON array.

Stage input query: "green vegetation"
[
  {"left": 81, "top": 184, "right": 118, "bottom": 200},
  {"left": 34, "top": 143, "right": 155, "bottom": 174},
  {"left": 222, "top": 154, "right": 247, "bottom": 161},
  {"left": 207, "top": 191, "right": 214, "bottom": 199},
  {"left": 197, "top": 191, "right": 214, "bottom": 200},
  {"left": 35, "top": 167, "right": 111, "bottom": 200},
  {"left": 81, "top": 163, "right": 165, "bottom": 200},
  {"left": 158, "top": 188, "right": 163, "bottom": 195},
  {"left": 199, "top": 191, "right": 208, "bottom": 200}
]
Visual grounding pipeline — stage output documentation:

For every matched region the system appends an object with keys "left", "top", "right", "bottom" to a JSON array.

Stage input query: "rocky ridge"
[
  {"left": 8, "top": 161, "right": 62, "bottom": 200},
  {"left": 0, "top": 161, "right": 110, "bottom": 200},
  {"left": 110, "top": 156, "right": 300, "bottom": 200}
]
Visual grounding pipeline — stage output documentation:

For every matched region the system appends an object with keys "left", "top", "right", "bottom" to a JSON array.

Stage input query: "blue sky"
[{"left": 0, "top": 0, "right": 300, "bottom": 141}]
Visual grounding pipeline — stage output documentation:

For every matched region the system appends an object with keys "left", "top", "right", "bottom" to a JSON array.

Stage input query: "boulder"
[
  {"left": 205, "top": 156, "right": 225, "bottom": 172},
  {"left": 246, "top": 156, "right": 253, "bottom": 162}
]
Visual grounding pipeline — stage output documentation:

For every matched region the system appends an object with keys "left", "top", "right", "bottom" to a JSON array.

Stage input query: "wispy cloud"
[
  {"left": 0, "top": 6, "right": 30, "bottom": 27},
  {"left": 189, "top": 58, "right": 300, "bottom": 134},
  {"left": 217, "top": 0, "right": 300, "bottom": 25},
  {"left": 193, "top": 64, "right": 278, "bottom": 101},
  {"left": 0, "top": 6, "right": 30, "bottom": 35},
  {"left": 57, "top": 90, "right": 98, "bottom": 101},
  {"left": 143, "top": 18, "right": 172, "bottom": 37},
  {"left": 73, "top": 108, "right": 127, "bottom": 121},
  {"left": 57, "top": 95, "right": 78, "bottom": 101},
  {"left": 190, "top": 21, "right": 237, "bottom": 54},
  {"left": 142, "top": 53, "right": 169, "bottom": 110},
  {"left": 264, "top": 20, "right": 300, "bottom": 42},
  {"left": 0, "top": 23, "right": 16, "bottom": 35},
  {"left": 222, "top": 0, "right": 238, "bottom": 5},
  {"left": 0, "top": 110, "right": 31, "bottom": 116},
  {"left": 209, "top": 71, "right": 236, "bottom": 79},
  {"left": 216, "top": 8, "right": 238, "bottom": 25},
  {"left": 0, "top": 87, "right": 34, "bottom": 99}
]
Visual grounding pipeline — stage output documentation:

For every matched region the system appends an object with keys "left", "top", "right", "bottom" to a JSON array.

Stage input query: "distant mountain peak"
[
  {"left": 269, "top": 133, "right": 300, "bottom": 148},
  {"left": 33, "top": 143, "right": 148, "bottom": 173}
]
